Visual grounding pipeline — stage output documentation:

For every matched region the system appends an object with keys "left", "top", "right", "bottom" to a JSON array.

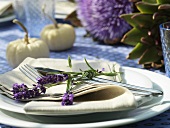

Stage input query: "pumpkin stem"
[
  {"left": 13, "top": 19, "right": 29, "bottom": 44},
  {"left": 42, "top": 4, "right": 58, "bottom": 28}
]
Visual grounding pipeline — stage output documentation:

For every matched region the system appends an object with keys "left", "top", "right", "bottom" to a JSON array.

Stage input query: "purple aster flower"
[
  {"left": 61, "top": 92, "right": 74, "bottom": 106},
  {"left": 76, "top": 0, "right": 133, "bottom": 41}
]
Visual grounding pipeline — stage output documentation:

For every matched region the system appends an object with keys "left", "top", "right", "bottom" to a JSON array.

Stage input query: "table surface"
[{"left": 0, "top": 22, "right": 170, "bottom": 128}]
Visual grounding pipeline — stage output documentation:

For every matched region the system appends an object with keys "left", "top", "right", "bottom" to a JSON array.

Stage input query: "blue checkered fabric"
[{"left": 0, "top": 24, "right": 169, "bottom": 128}]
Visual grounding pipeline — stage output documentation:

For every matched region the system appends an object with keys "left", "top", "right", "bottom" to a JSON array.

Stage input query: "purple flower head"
[
  {"left": 97, "top": 68, "right": 105, "bottom": 73},
  {"left": 61, "top": 92, "right": 74, "bottom": 106},
  {"left": 33, "top": 84, "right": 46, "bottom": 95},
  {"left": 14, "top": 92, "right": 23, "bottom": 100},
  {"left": 77, "top": 0, "right": 133, "bottom": 41},
  {"left": 12, "top": 83, "right": 46, "bottom": 100},
  {"left": 37, "top": 74, "right": 69, "bottom": 85},
  {"left": 12, "top": 83, "right": 28, "bottom": 94}
]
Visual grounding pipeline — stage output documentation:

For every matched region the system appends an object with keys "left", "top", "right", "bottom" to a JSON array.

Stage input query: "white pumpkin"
[
  {"left": 6, "top": 19, "right": 49, "bottom": 68},
  {"left": 41, "top": 23, "right": 75, "bottom": 51},
  {"left": 40, "top": 9, "right": 75, "bottom": 51}
]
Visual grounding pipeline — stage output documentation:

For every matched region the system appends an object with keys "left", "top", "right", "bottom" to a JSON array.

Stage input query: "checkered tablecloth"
[{"left": 0, "top": 24, "right": 170, "bottom": 128}]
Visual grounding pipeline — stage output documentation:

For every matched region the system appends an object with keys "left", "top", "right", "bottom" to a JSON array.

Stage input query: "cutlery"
[
  {"left": 34, "top": 66, "right": 163, "bottom": 96},
  {"left": 19, "top": 64, "right": 163, "bottom": 97}
]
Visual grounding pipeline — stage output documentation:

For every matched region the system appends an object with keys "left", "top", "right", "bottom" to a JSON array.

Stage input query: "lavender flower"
[
  {"left": 37, "top": 74, "right": 68, "bottom": 85},
  {"left": 61, "top": 92, "right": 74, "bottom": 106},
  {"left": 12, "top": 83, "right": 28, "bottom": 94},
  {"left": 12, "top": 74, "right": 68, "bottom": 100},
  {"left": 97, "top": 68, "right": 105, "bottom": 73},
  {"left": 76, "top": 0, "right": 133, "bottom": 41},
  {"left": 12, "top": 83, "right": 46, "bottom": 100}
]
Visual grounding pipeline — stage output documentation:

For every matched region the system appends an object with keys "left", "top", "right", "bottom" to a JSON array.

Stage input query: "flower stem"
[
  {"left": 66, "top": 75, "right": 72, "bottom": 91},
  {"left": 97, "top": 72, "right": 123, "bottom": 76},
  {"left": 13, "top": 19, "right": 29, "bottom": 44}
]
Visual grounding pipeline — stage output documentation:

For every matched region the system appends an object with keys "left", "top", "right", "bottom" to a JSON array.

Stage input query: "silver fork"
[
  {"left": 18, "top": 65, "right": 105, "bottom": 98},
  {"left": 19, "top": 64, "right": 163, "bottom": 96}
]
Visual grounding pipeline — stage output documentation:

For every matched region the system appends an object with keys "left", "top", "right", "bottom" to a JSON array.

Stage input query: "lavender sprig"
[
  {"left": 12, "top": 83, "right": 46, "bottom": 100},
  {"left": 12, "top": 74, "right": 69, "bottom": 100},
  {"left": 37, "top": 74, "right": 68, "bottom": 86},
  {"left": 61, "top": 91, "right": 74, "bottom": 106},
  {"left": 11, "top": 57, "right": 122, "bottom": 107}
]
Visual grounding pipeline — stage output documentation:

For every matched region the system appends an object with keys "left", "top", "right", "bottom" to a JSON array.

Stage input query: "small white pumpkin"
[
  {"left": 6, "top": 19, "right": 50, "bottom": 68},
  {"left": 40, "top": 8, "right": 75, "bottom": 51}
]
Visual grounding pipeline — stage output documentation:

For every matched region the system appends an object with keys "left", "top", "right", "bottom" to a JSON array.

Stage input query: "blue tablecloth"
[{"left": 0, "top": 23, "right": 170, "bottom": 128}]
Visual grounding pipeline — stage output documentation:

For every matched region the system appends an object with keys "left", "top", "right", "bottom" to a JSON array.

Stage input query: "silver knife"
[{"left": 34, "top": 67, "right": 163, "bottom": 97}]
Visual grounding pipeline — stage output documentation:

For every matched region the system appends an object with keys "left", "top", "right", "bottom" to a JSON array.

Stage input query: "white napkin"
[
  {"left": 55, "top": 1, "right": 76, "bottom": 19},
  {"left": 0, "top": 57, "right": 153, "bottom": 115},
  {"left": 0, "top": 1, "right": 12, "bottom": 17}
]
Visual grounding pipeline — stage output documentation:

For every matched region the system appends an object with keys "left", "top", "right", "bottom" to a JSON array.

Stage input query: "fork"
[{"left": 19, "top": 64, "right": 163, "bottom": 97}]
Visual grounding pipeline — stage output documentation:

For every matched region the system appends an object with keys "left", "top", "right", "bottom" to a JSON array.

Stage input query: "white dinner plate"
[
  {"left": 0, "top": 66, "right": 169, "bottom": 128},
  {"left": 55, "top": 1, "right": 76, "bottom": 19},
  {"left": 0, "top": 59, "right": 153, "bottom": 116},
  {"left": 0, "top": 14, "right": 15, "bottom": 23}
]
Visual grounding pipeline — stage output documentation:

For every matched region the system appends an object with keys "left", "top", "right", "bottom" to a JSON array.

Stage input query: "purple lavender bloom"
[
  {"left": 32, "top": 84, "right": 46, "bottom": 96},
  {"left": 12, "top": 83, "right": 28, "bottom": 94},
  {"left": 14, "top": 92, "right": 23, "bottom": 100},
  {"left": 61, "top": 92, "right": 74, "bottom": 106},
  {"left": 37, "top": 74, "right": 68, "bottom": 85},
  {"left": 12, "top": 83, "right": 46, "bottom": 100},
  {"left": 97, "top": 68, "right": 105, "bottom": 73},
  {"left": 76, "top": 0, "right": 133, "bottom": 41}
]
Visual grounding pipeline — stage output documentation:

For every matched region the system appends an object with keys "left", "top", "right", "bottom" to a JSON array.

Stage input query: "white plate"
[
  {"left": 0, "top": 66, "right": 169, "bottom": 128},
  {"left": 0, "top": 59, "right": 153, "bottom": 115},
  {"left": 0, "top": 14, "right": 15, "bottom": 23},
  {"left": 55, "top": 1, "right": 76, "bottom": 19}
]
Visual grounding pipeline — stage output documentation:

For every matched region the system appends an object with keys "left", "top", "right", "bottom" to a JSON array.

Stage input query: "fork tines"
[{"left": 19, "top": 64, "right": 42, "bottom": 83}]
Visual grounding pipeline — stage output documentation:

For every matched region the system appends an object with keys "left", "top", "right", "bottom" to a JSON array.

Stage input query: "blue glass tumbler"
[
  {"left": 24, "top": 0, "right": 54, "bottom": 37},
  {"left": 160, "top": 22, "right": 170, "bottom": 77}
]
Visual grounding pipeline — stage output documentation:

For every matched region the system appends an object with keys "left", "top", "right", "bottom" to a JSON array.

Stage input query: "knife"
[{"left": 34, "top": 67, "right": 163, "bottom": 97}]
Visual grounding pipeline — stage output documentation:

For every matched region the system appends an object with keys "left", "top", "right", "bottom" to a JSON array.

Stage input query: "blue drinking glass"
[{"left": 160, "top": 22, "right": 170, "bottom": 77}]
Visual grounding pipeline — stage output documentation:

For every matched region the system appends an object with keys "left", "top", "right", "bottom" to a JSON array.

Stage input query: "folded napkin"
[
  {"left": 55, "top": 1, "right": 76, "bottom": 19},
  {"left": 0, "top": 57, "right": 121, "bottom": 100},
  {"left": 0, "top": 1, "right": 13, "bottom": 17},
  {"left": 24, "top": 85, "right": 153, "bottom": 115},
  {"left": 0, "top": 57, "right": 153, "bottom": 115}
]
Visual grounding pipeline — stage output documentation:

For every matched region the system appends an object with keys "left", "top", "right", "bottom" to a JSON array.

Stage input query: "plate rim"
[
  {"left": 0, "top": 59, "right": 153, "bottom": 115},
  {"left": 0, "top": 14, "right": 15, "bottom": 23},
  {"left": 0, "top": 60, "right": 170, "bottom": 127}
]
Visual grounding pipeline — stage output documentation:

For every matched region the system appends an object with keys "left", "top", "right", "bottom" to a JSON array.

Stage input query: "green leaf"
[
  {"left": 84, "top": 58, "right": 95, "bottom": 71},
  {"left": 140, "top": 36, "right": 155, "bottom": 45},
  {"left": 127, "top": 43, "right": 148, "bottom": 59},
  {"left": 152, "top": 12, "right": 170, "bottom": 21},
  {"left": 157, "top": 0, "right": 170, "bottom": 4},
  {"left": 136, "top": 1, "right": 159, "bottom": 14},
  {"left": 139, "top": 46, "right": 162, "bottom": 64},
  {"left": 121, "top": 28, "right": 148, "bottom": 46},
  {"left": 121, "top": 13, "right": 154, "bottom": 28},
  {"left": 142, "top": 0, "right": 157, "bottom": 4},
  {"left": 68, "top": 56, "right": 72, "bottom": 68},
  {"left": 131, "top": 13, "right": 153, "bottom": 28},
  {"left": 158, "top": 4, "right": 170, "bottom": 10},
  {"left": 120, "top": 13, "right": 139, "bottom": 28}
]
